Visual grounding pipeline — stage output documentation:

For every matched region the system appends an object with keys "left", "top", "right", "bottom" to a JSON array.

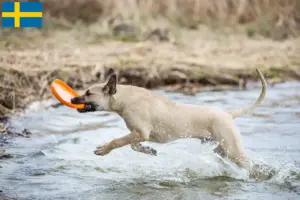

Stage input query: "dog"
[{"left": 71, "top": 68, "right": 267, "bottom": 168}]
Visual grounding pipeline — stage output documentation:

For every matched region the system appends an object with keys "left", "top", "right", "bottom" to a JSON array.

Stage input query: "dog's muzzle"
[{"left": 71, "top": 96, "right": 97, "bottom": 113}]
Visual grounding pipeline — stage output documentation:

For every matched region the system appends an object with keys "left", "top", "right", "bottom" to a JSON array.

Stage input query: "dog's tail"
[{"left": 229, "top": 68, "right": 267, "bottom": 119}]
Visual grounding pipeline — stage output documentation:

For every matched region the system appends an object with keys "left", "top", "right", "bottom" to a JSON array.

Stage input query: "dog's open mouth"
[
  {"left": 77, "top": 102, "right": 97, "bottom": 113},
  {"left": 71, "top": 96, "right": 97, "bottom": 113}
]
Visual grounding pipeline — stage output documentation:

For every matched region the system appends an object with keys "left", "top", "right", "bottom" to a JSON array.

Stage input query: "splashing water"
[{"left": 1, "top": 82, "right": 300, "bottom": 199}]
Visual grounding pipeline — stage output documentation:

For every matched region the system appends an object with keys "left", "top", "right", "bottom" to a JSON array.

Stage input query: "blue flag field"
[{"left": 1, "top": 1, "right": 43, "bottom": 28}]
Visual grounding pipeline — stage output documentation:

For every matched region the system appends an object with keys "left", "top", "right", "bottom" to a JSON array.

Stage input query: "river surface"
[{"left": 1, "top": 82, "right": 300, "bottom": 200}]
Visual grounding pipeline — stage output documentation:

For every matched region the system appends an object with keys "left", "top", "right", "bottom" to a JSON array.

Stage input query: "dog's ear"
[
  {"left": 105, "top": 68, "right": 115, "bottom": 81},
  {"left": 103, "top": 73, "right": 117, "bottom": 95}
]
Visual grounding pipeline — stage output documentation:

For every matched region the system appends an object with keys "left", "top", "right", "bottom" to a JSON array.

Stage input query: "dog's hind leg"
[
  {"left": 213, "top": 145, "right": 226, "bottom": 157},
  {"left": 211, "top": 118, "right": 248, "bottom": 168},
  {"left": 131, "top": 143, "right": 157, "bottom": 156},
  {"left": 199, "top": 137, "right": 226, "bottom": 157}
]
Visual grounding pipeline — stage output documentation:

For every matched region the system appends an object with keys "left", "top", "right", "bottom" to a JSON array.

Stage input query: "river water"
[{"left": 1, "top": 82, "right": 300, "bottom": 200}]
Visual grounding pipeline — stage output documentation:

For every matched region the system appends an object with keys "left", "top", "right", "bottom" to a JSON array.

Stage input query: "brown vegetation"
[
  {"left": 1, "top": 36, "right": 299, "bottom": 116},
  {"left": 41, "top": 0, "right": 300, "bottom": 40}
]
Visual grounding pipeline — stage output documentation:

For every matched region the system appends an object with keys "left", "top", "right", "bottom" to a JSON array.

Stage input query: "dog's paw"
[
  {"left": 131, "top": 143, "right": 157, "bottom": 156},
  {"left": 94, "top": 144, "right": 111, "bottom": 156},
  {"left": 143, "top": 146, "right": 157, "bottom": 156}
]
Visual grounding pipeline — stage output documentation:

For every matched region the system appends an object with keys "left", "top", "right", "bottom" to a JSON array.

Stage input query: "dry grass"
[
  {"left": 41, "top": 0, "right": 300, "bottom": 39},
  {"left": 2, "top": 0, "right": 298, "bottom": 39},
  {"left": 42, "top": 0, "right": 300, "bottom": 24}
]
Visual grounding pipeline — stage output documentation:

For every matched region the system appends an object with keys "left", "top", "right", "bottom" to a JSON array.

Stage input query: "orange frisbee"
[{"left": 50, "top": 79, "right": 85, "bottom": 109}]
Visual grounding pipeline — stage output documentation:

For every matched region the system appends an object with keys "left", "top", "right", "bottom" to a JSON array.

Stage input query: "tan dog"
[{"left": 71, "top": 68, "right": 267, "bottom": 168}]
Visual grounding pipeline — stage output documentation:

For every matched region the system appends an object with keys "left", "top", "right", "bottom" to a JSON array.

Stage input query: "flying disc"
[{"left": 50, "top": 79, "right": 85, "bottom": 109}]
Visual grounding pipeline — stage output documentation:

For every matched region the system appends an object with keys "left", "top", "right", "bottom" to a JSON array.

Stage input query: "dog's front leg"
[{"left": 94, "top": 131, "right": 145, "bottom": 156}]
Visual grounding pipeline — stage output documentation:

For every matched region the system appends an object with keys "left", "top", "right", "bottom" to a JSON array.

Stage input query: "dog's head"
[{"left": 71, "top": 68, "right": 117, "bottom": 113}]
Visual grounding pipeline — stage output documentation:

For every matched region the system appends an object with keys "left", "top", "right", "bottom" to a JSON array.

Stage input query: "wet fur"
[{"left": 71, "top": 68, "right": 267, "bottom": 169}]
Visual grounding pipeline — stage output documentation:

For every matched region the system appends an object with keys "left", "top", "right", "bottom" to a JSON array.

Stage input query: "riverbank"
[{"left": 1, "top": 28, "right": 300, "bottom": 117}]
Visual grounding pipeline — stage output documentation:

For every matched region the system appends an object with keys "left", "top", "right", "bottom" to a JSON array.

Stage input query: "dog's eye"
[{"left": 86, "top": 90, "right": 92, "bottom": 96}]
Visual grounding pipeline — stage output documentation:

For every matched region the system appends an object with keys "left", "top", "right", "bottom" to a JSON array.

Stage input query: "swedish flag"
[{"left": 1, "top": 1, "right": 43, "bottom": 28}]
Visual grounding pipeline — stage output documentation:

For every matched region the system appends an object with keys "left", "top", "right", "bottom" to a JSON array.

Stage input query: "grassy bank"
[{"left": 0, "top": 0, "right": 299, "bottom": 117}]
